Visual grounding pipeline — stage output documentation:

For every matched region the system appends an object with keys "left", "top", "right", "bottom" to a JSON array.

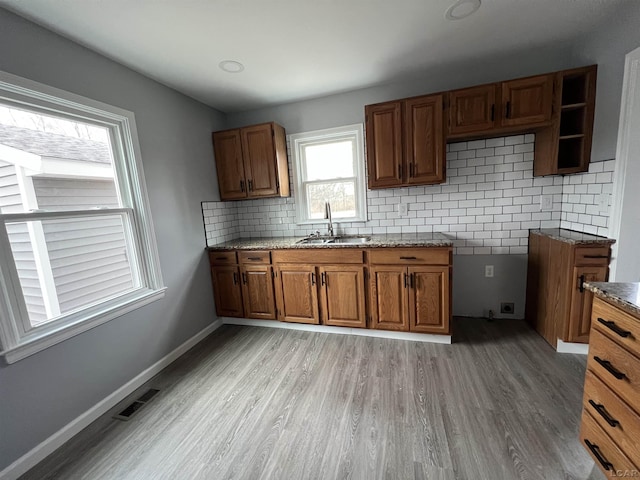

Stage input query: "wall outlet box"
[
  {"left": 398, "top": 203, "right": 408, "bottom": 216},
  {"left": 540, "top": 195, "right": 553, "bottom": 211},
  {"left": 485, "top": 265, "right": 494, "bottom": 278}
]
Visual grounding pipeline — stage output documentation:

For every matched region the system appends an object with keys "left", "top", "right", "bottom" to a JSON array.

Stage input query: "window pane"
[
  {"left": 307, "top": 181, "right": 356, "bottom": 219},
  {"left": 0, "top": 104, "right": 119, "bottom": 213},
  {"left": 6, "top": 214, "right": 136, "bottom": 327},
  {"left": 303, "top": 140, "right": 354, "bottom": 181}
]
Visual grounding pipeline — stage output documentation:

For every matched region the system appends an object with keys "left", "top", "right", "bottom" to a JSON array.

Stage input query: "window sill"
[
  {"left": 296, "top": 217, "right": 368, "bottom": 226},
  {"left": 0, "top": 287, "right": 167, "bottom": 364}
]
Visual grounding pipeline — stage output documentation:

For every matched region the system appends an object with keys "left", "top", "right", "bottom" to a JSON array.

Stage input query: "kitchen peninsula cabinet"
[
  {"left": 579, "top": 283, "right": 640, "bottom": 476},
  {"left": 212, "top": 122, "right": 289, "bottom": 201},
  {"left": 366, "top": 94, "right": 445, "bottom": 189},
  {"left": 525, "top": 229, "right": 614, "bottom": 349}
]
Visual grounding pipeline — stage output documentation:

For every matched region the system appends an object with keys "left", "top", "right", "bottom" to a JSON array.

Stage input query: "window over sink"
[{"left": 290, "top": 124, "right": 367, "bottom": 224}]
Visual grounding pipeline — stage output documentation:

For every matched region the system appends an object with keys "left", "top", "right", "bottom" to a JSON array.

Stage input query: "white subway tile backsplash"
[{"left": 202, "top": 134, "right": 615, "bottom": 254}]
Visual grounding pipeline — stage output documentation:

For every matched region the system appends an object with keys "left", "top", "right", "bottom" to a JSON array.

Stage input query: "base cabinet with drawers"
[
  {"left": 525, "top": 231, "right": 613, "bottom": 348},
  {"left": 208, "top": 246, "right": 452, "bottom": 336},
  {"left": 580, "top": 295, "right": 640, "bottom": 475}
]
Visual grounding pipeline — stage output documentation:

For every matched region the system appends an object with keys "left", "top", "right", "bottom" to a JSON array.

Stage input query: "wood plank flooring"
[{"left": 21, "top": 318, "right": 604, "bottom": 480}]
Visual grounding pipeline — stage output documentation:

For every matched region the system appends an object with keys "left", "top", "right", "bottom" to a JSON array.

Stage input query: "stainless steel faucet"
[{"left": 324, "top": 202, "right": 334, "bottom": 237}]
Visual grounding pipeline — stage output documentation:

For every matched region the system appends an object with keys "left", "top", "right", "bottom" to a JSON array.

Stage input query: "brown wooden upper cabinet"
[
  {"left": 365, "top": 93, "right": 445, "bottom": 189},
  {"left": 501, "top": 74, "right": 554, "bottom": 127},
  {"left": 212, "top": 122, "right": 290, "bottom": 201},
  {"left": 448, "top": 84, "right": 497, "bottom": 136}
]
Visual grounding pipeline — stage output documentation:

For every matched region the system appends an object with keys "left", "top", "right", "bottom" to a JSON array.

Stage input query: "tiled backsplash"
[
  {"left": 203, "top": 134, "right": 615, "bottom": 254},
  {"left": 560, "top": 159, "right": 615, "bottom": 237}
]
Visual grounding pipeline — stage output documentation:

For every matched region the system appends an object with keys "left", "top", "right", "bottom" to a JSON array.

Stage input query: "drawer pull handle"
[
  {"left": 594, "top": 356, "right": 626, "bottom": 380},
  {"left": 588, "top": 400, "right": 620, "bottom": 427},
  {"left": 597, "top": 318, "right": 631, "bottom": 338},
  {"left": 400, "top": 256, "right": 418, "bottom": 260},
  {"left": 216, "top": 256, "right": 228, "bottom": 261},
  {"left": 584, "top": 255, "right": 609, "bottom": 259},
  {"left": 584, "top": 440, "right": 614, "bottom": 471},
  {"left": 247, "top": 257, "right": 262, "bottom": 261}
]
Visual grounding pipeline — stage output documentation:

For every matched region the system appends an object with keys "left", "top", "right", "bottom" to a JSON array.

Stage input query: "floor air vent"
[{"left": 114, "top": 388, "right": 160, "bottom": 421}]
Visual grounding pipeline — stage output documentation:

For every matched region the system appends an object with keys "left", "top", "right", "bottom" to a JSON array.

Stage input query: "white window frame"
[
  {"left": 290, "top": 124, "right": 367, "bottom": 224},
  {"left": 0, "top": 70, "right": 165, "bottom": 364}
]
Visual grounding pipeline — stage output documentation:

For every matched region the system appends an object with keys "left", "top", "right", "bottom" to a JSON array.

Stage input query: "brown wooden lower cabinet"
[
  {"left": 525, "top": 230, "right": 612, "bottom": 347},
  {"left": 369, "top": 264, "right": 451, "bottom": 334},
  {"left": 318, "top": 265, "right": 366, "bottom": 328},
  {"left": 210, "top": 265, "right": 244, "bottom": 317},
  {"left": 208, "top": 246, "right": 452, "bottom": 336},
  {"left": 240, "top": 265, "right": 276, "bottom": 320},
  {"left": 274, "top": 264, "right": 319, "bottom": 324}
]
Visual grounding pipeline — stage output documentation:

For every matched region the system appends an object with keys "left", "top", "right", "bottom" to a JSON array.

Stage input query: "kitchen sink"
[
  {"left": 296, "top": 235, "right": 371, "bottom": 245},
  {"left": 296, "top": 237, "right": 334, "bottom": 245},
  {"left": 330, "top": 236, "right": 371, "bottom": 244}
]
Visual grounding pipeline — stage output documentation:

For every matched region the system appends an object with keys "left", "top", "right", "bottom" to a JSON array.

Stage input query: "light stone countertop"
[
  {"left": 531, "top": 228, "right": 615, "bottom": 245},
  {"left": 207, "top": 233, "right": 453, "bottom": 250},
  {"left": 584, "top": 282, "right": 640, "bottom": 318}
]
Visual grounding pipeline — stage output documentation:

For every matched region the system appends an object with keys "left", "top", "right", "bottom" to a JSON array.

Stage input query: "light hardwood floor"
[{"left": 22, "top": 319, "right": 604, "bottom": 480}]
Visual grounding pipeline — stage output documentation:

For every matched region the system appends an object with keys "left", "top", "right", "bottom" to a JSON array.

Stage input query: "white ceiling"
[{"left": 0, "top": 0, "right": 627, "bottom": 113}]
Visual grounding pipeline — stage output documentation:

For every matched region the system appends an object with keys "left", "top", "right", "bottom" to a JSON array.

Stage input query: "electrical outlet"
[
  {"left": 501, "top": 302, "right": 515, "bottom": 314},
  {"left": 485, "top": 265, "right": 494, "bottom": 278},
  {"left": 398, "top": 203, "right": 408, "bottom": 216},
  {"left": 540, "top": 195, "right": 553, "bottom": 211}
]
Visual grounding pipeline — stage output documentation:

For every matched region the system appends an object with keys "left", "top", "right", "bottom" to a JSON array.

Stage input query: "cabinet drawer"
[
  {"left": 580, "top": 411, "right": 638, "bottom": 475},
  {"left": 238, "top": 251, "right": 271, "bottom": 264},
  {"left": 367, "top": 248, "right": 450, "bottom": 265},
  {"left": 583, "top": 370, "right": 640, "bottom": 462},
  {"left": 209, "top": 251, "right": 237, "bottom": 265},
  {"left": 272, "top": 249, "right": 364, "bottom": 264},
  {"left": 588, "top": 329, "right": 640, "bottom": 409},
  {"left": 592, "top": 297, "right": 640, "bottom": 358},
  {"left": 574, "top": 246, "right": 610, "bottom": 266}
]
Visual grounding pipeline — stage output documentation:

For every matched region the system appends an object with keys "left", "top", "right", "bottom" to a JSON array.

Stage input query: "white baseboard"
[
  {"left": 0, "top": 318, "right": 224, "bottom": 480},
  {"left": 222, "top": 317, "right": 452, "bottom": 344},
  {"left": 556, "top": 339, "right": 589, "bottom": 355}
]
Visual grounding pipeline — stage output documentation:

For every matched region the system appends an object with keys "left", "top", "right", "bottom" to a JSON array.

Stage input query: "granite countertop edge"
[
  {"left": 531, "top": 228, "right": 615, "bottom": 245},
  {"left": 206, "top": 235, "right": 454, "bottom": 251},
  {"left": 584, "top": 281, "right": 640, "bottom": 317}
]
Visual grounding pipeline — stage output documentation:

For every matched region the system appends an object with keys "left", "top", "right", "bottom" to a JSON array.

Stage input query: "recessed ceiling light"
[
  {"left": 219, "top": 60, "right": 245, "bottom": 73},
  {"left": 445, "top": 0, "right": 481, "bottom": 20}
]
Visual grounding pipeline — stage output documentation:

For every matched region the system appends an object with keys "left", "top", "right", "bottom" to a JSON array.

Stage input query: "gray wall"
[
  {"left": 0, "top": 9, "right": 225, "bottom": 471},
  {"left": 573, "top": 2, "right": 640, "bottom": 162}
]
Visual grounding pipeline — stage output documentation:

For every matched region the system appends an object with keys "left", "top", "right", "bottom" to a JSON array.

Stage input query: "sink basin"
[
  {"left": 296, "top": 235, "right": 371, "bottom": 245},
  {"left": 330, "top": 236, "right": 371, "bottom": 244},
  {"left": 296, "top": 237, "right": 333, "bottom": 245}
]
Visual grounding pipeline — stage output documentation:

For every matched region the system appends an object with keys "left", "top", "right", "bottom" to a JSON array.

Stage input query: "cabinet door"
[
  {"left": 408, "top": 266, "right": 450, "bottom": 334},
  {"left": 501, "top": 74, "right": 554, "bottom": 127},
  {"left": 274, "top": 264, "right": 319, "bottom": 324},
  {"left": 365, "top": 102, "right": 404, "bottom": 188},
  {"left": 405, "top": 94, "right": 445, "bottom": 185},
  {"left": 567, "top": 266, "right": 608, "bottom": 343},
  {"left": 318, "top": 265, "right": 366, "bottom": 328},
  {"left": 369, "top": 266, "right": 408, "bottom": 331},
  {"left": 240, "top": 265, "right": 276, "bottom": 320},
  {"left": 448, "top": 84, "right": 497, "bottom": 136},
  {"left": 241, "top": 123, "right": 279, "bottom": 198},
  {"left": 210, "top": 266, "right": 244, "bottom": 317},
  {"left": 212, "top": 130, "right": 247, "bottom": 200}
]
